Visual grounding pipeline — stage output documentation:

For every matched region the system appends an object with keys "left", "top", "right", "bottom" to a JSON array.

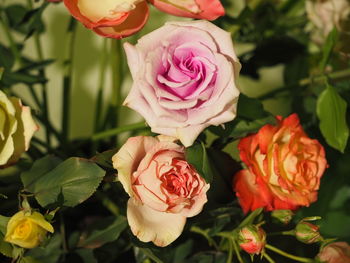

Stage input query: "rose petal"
[
  {"left": 93, "top": 1, "right": 149, "bottom": 39},
  {"left": 112, "top": 136, "right": 158, "bottom": 196},
  {"left": 127, "top": 198, "right": 186, "bottom": 247},
  {"left": 150, "top": 0, "right": 225, "bottom": 20}
]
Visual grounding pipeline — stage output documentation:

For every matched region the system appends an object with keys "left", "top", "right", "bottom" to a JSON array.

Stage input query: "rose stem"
[
  {"left": 232, "top": 238, "right": 244, "bottom": 263},
  {"left": 268, "top": 230, "right": 295, "bottom": 236},
  {"left": 258, "top": 68, "right": 350, "bottom": 100},
  {"left": 110, "top": 39, "right": 123, "bottom": 146},
  {"left": 265, "top": 244, "right": 315, "bottom": 263},
  {"left": 91, "top": 121, "right": 147, "bottom": 141},
  {"left": 94, "top": 38, "right": 108, "bottom": 133},
  {"left": 62, "top": 18, "right": 77, "bottom": 146},
  {"left": 263, "top": 253, "right": 276, "bottom": 263},
  {"left": 26, "top": 0, "right": 52, "bottom": 147}
]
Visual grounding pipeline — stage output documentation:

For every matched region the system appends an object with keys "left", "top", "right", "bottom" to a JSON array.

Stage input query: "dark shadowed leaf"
[
  {"left": 317, "top": 84, "right": 349, "bottom": 152},
  {"left": 185, "top": 142, "right": 214, "bottom": 183}
]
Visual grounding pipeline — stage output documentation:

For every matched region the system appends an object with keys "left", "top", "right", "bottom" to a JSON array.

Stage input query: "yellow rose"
[
  {"left": 0, "top": 90, "right": 38, "bottom": 167},
  {"left": 4, "top": 211, "right": 54, "bottom": 249}
]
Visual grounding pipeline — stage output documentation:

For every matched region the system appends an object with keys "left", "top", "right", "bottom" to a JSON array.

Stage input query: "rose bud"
[
  {"left": 271, "top": 210, "right": 294, "bottom": 225},
  {"left": 233, "top": 114, "right": 328, "bottom": 213},
  {"left": 149, "top": 0, "right": 225, "bottom": 20},
  {"left": 0, "top": 91, "right": 38, "bottom": 167},
  {"left": 5, "top": 211, "right": 54, "bottom": 249},
  {"left": 317, "top": 242, "right": 350, "bottom": 263},
  {"left": 63, "top": 0, "right": 149, "bottom": 39},
  {"left": 238, "top": 225, "right": 266, "bottom": 255},
  {"left": 112, "top": 135, "right": 209, "bottom": 247},
  {"left": 295, "top": 221, "right": 323, "bottom": 244}
]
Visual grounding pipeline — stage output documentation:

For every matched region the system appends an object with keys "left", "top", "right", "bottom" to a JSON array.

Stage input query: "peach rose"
[
  {"left": 0, "top": 91, "right": 38, "bottom": 167},
  {"left": 63, "top": 0, "right": 149, "bottom": 39},
  {"left": 233, "top": 114, "right": 328, "bottom": 213},
  {"left": 149, "top": 0, "right": 225, "bottom": 20},
  {"left": 317, "top": 242, "right": 350, "bottom": 263},
  {"left": 112, "top": 136, "right": 209, "bottom": 247}
]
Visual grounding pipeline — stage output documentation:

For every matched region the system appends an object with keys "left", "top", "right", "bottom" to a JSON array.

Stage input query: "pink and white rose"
[
  {"left": 112, "top": 135, "right": 209, "bottom": 247},
  {"left": 123, "top": 20, "right": 241, "bottom": 147}
]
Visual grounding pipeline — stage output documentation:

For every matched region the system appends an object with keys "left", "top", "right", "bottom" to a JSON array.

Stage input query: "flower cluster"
[{"left": 62, "top": 0, "right": 225, "bottom": 38}]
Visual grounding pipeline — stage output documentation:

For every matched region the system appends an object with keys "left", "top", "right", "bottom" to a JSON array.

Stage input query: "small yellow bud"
[{"left": 4, "top": 211, "right": 54, "bottom": 249}]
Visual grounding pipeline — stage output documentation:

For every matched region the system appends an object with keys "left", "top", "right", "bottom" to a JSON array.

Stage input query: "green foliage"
[
  {"left": 79, "top": 216, "right": 127, "bottom": 248},
  {"left": 319, "top": 28, "right": 338, "bottom": 72},
  {"left": 25, "top": 234, "right": 62, "bottom": 263},
  {"left": 185, "top": 142, "right": 215, "bottom": 183},
  {"left": 317, "top": 84, "right": 349, "bottom": 152},
  {"left": 21, "top": 156, "right": 105, "bottom": 208}
]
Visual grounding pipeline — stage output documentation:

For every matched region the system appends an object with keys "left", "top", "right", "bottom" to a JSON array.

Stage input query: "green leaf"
[
  {"left": 230, "top": 116, "right": 276, "bottom": 138},
  {"left": 185, "top": 142, "right": 214, "bottom": 183},
  {"left": 79, "top": 216, "right": 127, "bottom": 248},
  {"left": 0, "top": 68, "right": 4, "bottom": 80},
  {"left": 317, "top": 84, "right": 349, "bottom": 152},
  {"left": 319, "top": 28, "right": 338, "bottom": 72},
  {"left": 26, "top": 234, "right": 61, "bottom": 263},
  {"left": 1, "top": 71, "right": 47, "bottom": 86},
  {"left": 20, "top": 256, "right": 42, "bottom": 263},
  {"left": 173, "top": 240, "right": 193, "bottom": 263},
  {"left": 0, "top": 232, "right": 13, "bottom": 258},
  {"left": 21, "top": 156, "right": 105, "bottom": 207},
  {"left": 237, "top": 94, "right": 269, "bottom": 120},
  {"left": 0, "top": 215, "right": 10, "bottom": 235},
  {"left": 92, "top": 149, "right": 118, "bottom": 171},
  {"left": 0, "top": 44, "right": 15, "bottom": 70},
  {"left": 76, "top": 249, "right": 98, "bottom": 263}
]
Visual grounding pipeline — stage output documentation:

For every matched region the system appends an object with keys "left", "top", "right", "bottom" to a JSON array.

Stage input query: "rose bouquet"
[{"left": 1, "top": 0, "right": 350, "bottom": 263}]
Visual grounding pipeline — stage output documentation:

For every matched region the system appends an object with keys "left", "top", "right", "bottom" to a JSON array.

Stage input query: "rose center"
[{"left": 13, "top": 220, "right": 32, "bottom": 240}]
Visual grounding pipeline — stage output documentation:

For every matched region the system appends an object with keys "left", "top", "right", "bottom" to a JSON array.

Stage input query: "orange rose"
[
  {"left": 233, "top": 114, "right": 328, "bottom": 213},
  {"left": 63, "top": 0, "right": 149, "bottom": 39}
]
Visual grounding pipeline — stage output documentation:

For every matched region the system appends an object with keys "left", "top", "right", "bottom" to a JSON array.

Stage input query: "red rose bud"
[
  {"left": 295, "top": 221, "right": 323, "bottom": 244},
  {"left": 238, "top": 225, "right": 266, "bottom": 255},
  {"left": 271, "top": 210, "right": 294, "bottom": 225}
]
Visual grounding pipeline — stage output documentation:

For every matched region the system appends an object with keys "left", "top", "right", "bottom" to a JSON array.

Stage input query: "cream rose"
[
  {"left": 112, "top": 136, "right": 209, "bottom": 247},
  {"left": 0, "top": 91, "right": 38, "bottom": 167},
  {"left": 306, "top": 0, "right": 350, "bottom": 39}
]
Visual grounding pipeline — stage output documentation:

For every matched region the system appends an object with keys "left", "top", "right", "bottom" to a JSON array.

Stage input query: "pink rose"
[
  {"left": 317, "top": 242, "right": 350, "bottom": 263},
  {"left": 123, "top": 20, "right": 241, "bottom": 147},
  {"left": 149, "top": 0, "right": 225, "bottom": 20},
  {"left": 112, "top": 136, "right": 209, "bottom": 247}
]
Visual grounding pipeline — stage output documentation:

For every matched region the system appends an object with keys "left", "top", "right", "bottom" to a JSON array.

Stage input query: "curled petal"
[
  {"left": 127, "top": 198, "right": 186, "bottom": 247},
  {"left": 93, "top": 1, "right": 149, "bottom": 39},
  {"left": 150, "top": 0, "right": 225, "bottom": 20}
]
